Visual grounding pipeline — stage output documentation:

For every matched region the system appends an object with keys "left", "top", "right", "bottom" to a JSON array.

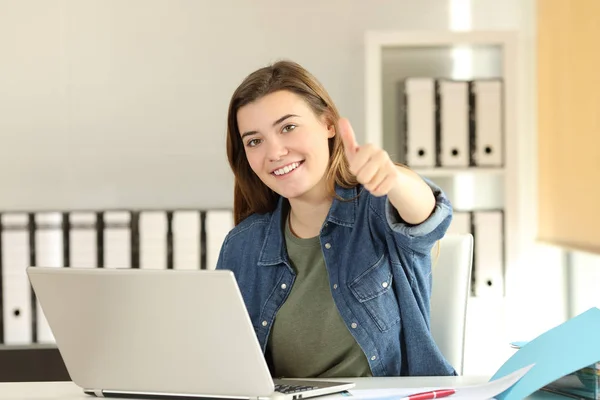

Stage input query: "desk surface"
[{"left": 0, "top": 377, "right": 564, "bottom": 400}]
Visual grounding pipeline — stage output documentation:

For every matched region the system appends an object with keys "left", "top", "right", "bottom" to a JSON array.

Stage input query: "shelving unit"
[
  {"left": 364, "top": 30, "right": 519, "bottom": 375},
  {"left": 0, "top": 344, "right": 69, "bottom": 382},
  {"left": 365, "top": 29, "right": 518, "bottom": 292},
  {"left": 411, "top": 167, "right": 505, "bottom": 178},
  {"left": 0, "top": 209, "right": 233, "bottom": 381}
]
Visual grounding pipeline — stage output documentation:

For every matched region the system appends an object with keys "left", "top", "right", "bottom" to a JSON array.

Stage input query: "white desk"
[{"left": 0, "top": 378, "right": 565, "bottom": 399}]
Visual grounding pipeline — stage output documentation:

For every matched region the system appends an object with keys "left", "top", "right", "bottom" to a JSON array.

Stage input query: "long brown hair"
[{"left": 226, "top": 60, "right": 357, "bottom": 225}]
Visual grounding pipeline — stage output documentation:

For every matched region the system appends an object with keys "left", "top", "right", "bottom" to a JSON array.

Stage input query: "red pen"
[{"left": 398, "top": 388, "right": 456, "bottom": 400}]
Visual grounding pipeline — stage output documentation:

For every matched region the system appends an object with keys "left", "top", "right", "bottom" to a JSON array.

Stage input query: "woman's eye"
[
  {"left": 247, "top": 138, "right": 261, "bottom": 147},
  {"left": 282, "top": 124, "right": 296, "bottom": 133}
]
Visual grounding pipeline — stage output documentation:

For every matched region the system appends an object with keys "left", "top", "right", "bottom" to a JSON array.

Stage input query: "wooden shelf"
[{"left": 537, "top": 0, "right": 600, "bottom": 254}]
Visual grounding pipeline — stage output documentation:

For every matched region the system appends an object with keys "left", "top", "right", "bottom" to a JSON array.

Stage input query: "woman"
[{"left": 216, "top": 60, "right": 455, "bottom": 378}]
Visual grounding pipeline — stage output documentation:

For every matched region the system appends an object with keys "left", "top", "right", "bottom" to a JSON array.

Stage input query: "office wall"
[
  {"left": 570, "top": 252, "right": 600, "bottom": 316},
  {"left": 0, "top": 0, "right": 523, "bottom": 212},
  {"left": 0, "top": 0, "right": 449, "bottom": 212}
]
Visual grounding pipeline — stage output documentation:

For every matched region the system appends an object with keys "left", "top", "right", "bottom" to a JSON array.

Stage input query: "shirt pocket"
[{"left": 349, "top": 254, "right": 401, "bottom": 332}]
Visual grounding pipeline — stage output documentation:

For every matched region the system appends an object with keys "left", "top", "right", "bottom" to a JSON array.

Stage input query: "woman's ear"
[
  {"left": 321, "top": 114, "right": 336, "bottom": 139},
  {"left": 327, "top": 124, "right": 336, "bottom": 139}
]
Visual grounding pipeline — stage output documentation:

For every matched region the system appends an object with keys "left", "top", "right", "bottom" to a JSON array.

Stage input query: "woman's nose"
[{"left": 266, "top": 137, "right": 288, "bottom": 162}]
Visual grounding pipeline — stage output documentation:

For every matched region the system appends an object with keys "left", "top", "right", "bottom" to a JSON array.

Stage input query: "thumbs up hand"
[{"left": 338, "top": 117, "right": 400, "bottom": 198}]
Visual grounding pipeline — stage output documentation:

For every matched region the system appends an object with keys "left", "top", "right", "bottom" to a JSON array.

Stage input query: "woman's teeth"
[{"left": 273, "top": 162, "right": 301, "bottom": 176}]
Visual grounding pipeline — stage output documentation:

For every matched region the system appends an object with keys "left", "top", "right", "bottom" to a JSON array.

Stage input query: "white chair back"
[{"left": 430, "top": 233, "right": 473, "bottom": 375}]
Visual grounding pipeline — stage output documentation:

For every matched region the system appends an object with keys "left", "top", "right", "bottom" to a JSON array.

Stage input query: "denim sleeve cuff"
[{"left": 384, "top": 177, "right": 453, "bottom": 239}]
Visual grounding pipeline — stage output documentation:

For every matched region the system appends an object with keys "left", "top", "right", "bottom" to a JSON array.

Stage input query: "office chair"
[{"left": 429, "top": 233, "right": 474, "bottom": 376}]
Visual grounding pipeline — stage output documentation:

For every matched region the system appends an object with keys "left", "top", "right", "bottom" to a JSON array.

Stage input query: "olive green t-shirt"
[{"left": 266, "top": 217, "right": 373, "bottom": 378}]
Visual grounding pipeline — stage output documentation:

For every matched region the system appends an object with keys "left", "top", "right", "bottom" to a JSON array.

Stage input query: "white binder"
[
  {"left": 438, "top": 80, "right": 470, "bottom": 167},
  {"left": 69, "top": 212, "right": 97, "bottom": 268},
  {"left": 34, "top": 212, "right": 64, "bottom": 343},
  {"left": 206, "top": 211, "right": 234, "bottom": 270},
  {"left": 172, "top": 211, "right": 200, "bottom": 270},
  {"left": 405, "top": 78, "right": 436, "bottom": 167},
  {"left": 139, "top": 211, "right": 167, "bottom": 270},
  {"left": 472, "top": 211, "right": 504, "bottom": 297},
  {"left": 104, "top": 212, "right": 131, "bottom": 269},
  {"left": 471, "top": 79, "right": 503, "bottom": 166},
  {"left": 447, "top": 211, "right": 472, "bottom": 235},
  {"left": 1, "top": 213, "right": 32, "bottom": 345}
]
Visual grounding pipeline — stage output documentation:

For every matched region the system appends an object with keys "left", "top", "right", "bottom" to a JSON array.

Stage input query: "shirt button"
[
  {"left": 351, "top": 322, "right": 358, "bottom": 329},
  {"left": 325, "top": 243, "right": 331, "bottom": 249},
  {"left": 281, "top": 283, "right": 287, "bottom": 290},
  {"left": 371, "top": 355, "right": 377, "bottom": 361},
  {"left": 333, "top": 284, "right": 338, "bottom": 290},
  {"left": 382, "top": 282, "right": 388, "bottom": 288},
  {"left": 262, "top": 321, "right": 268, "bottom": 327}
]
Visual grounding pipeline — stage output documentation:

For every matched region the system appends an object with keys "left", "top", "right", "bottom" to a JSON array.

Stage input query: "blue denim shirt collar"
[{"left": 257, "top": 184, "right": 358, "bottom": 267}]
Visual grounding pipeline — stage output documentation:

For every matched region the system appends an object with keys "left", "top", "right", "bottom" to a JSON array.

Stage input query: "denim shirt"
[{"left": 215, "top": 179, "right": 455, "bottom": 377}]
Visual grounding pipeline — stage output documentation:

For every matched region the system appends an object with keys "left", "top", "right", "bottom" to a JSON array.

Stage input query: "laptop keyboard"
[{"left": 275, "top": 383, "right": 320, "bottom": 394}]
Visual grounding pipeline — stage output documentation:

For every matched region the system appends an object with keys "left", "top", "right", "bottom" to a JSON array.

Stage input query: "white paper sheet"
[{"left": 326, "top": 365, "right": 533, "bottom": 400}]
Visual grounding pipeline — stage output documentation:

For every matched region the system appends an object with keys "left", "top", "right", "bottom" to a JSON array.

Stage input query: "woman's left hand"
[{"left": 338, "top": 117, "right": 400, "bottom": 197}]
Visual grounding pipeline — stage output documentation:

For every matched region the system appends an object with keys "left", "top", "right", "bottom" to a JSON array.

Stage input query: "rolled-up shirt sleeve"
[{"left": 370, "top": 177, "right": 453, "bottom": 255}]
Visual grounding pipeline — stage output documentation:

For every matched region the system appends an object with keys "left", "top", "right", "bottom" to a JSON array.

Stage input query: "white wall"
[
  {"left": 569, "top": 252, "right": 600, "bottom": 316},
  {"left": 0, "top": 0, "right": 541, "bottom": 213},
  {"left": 501, "top": 0, "right": 568, "bottom": 341},
  {"left": 0, "top": 0, "right": 454, "bottom": 212}
]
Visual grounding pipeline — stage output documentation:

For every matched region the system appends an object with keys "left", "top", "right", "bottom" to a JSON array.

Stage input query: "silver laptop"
[{"left": 26, "top": 267, "right": 355, "bottom": 399}]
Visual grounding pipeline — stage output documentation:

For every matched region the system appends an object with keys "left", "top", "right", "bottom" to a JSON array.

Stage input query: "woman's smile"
[{"left": 271, "top": 160, "right": 305, "bottom": 177}]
